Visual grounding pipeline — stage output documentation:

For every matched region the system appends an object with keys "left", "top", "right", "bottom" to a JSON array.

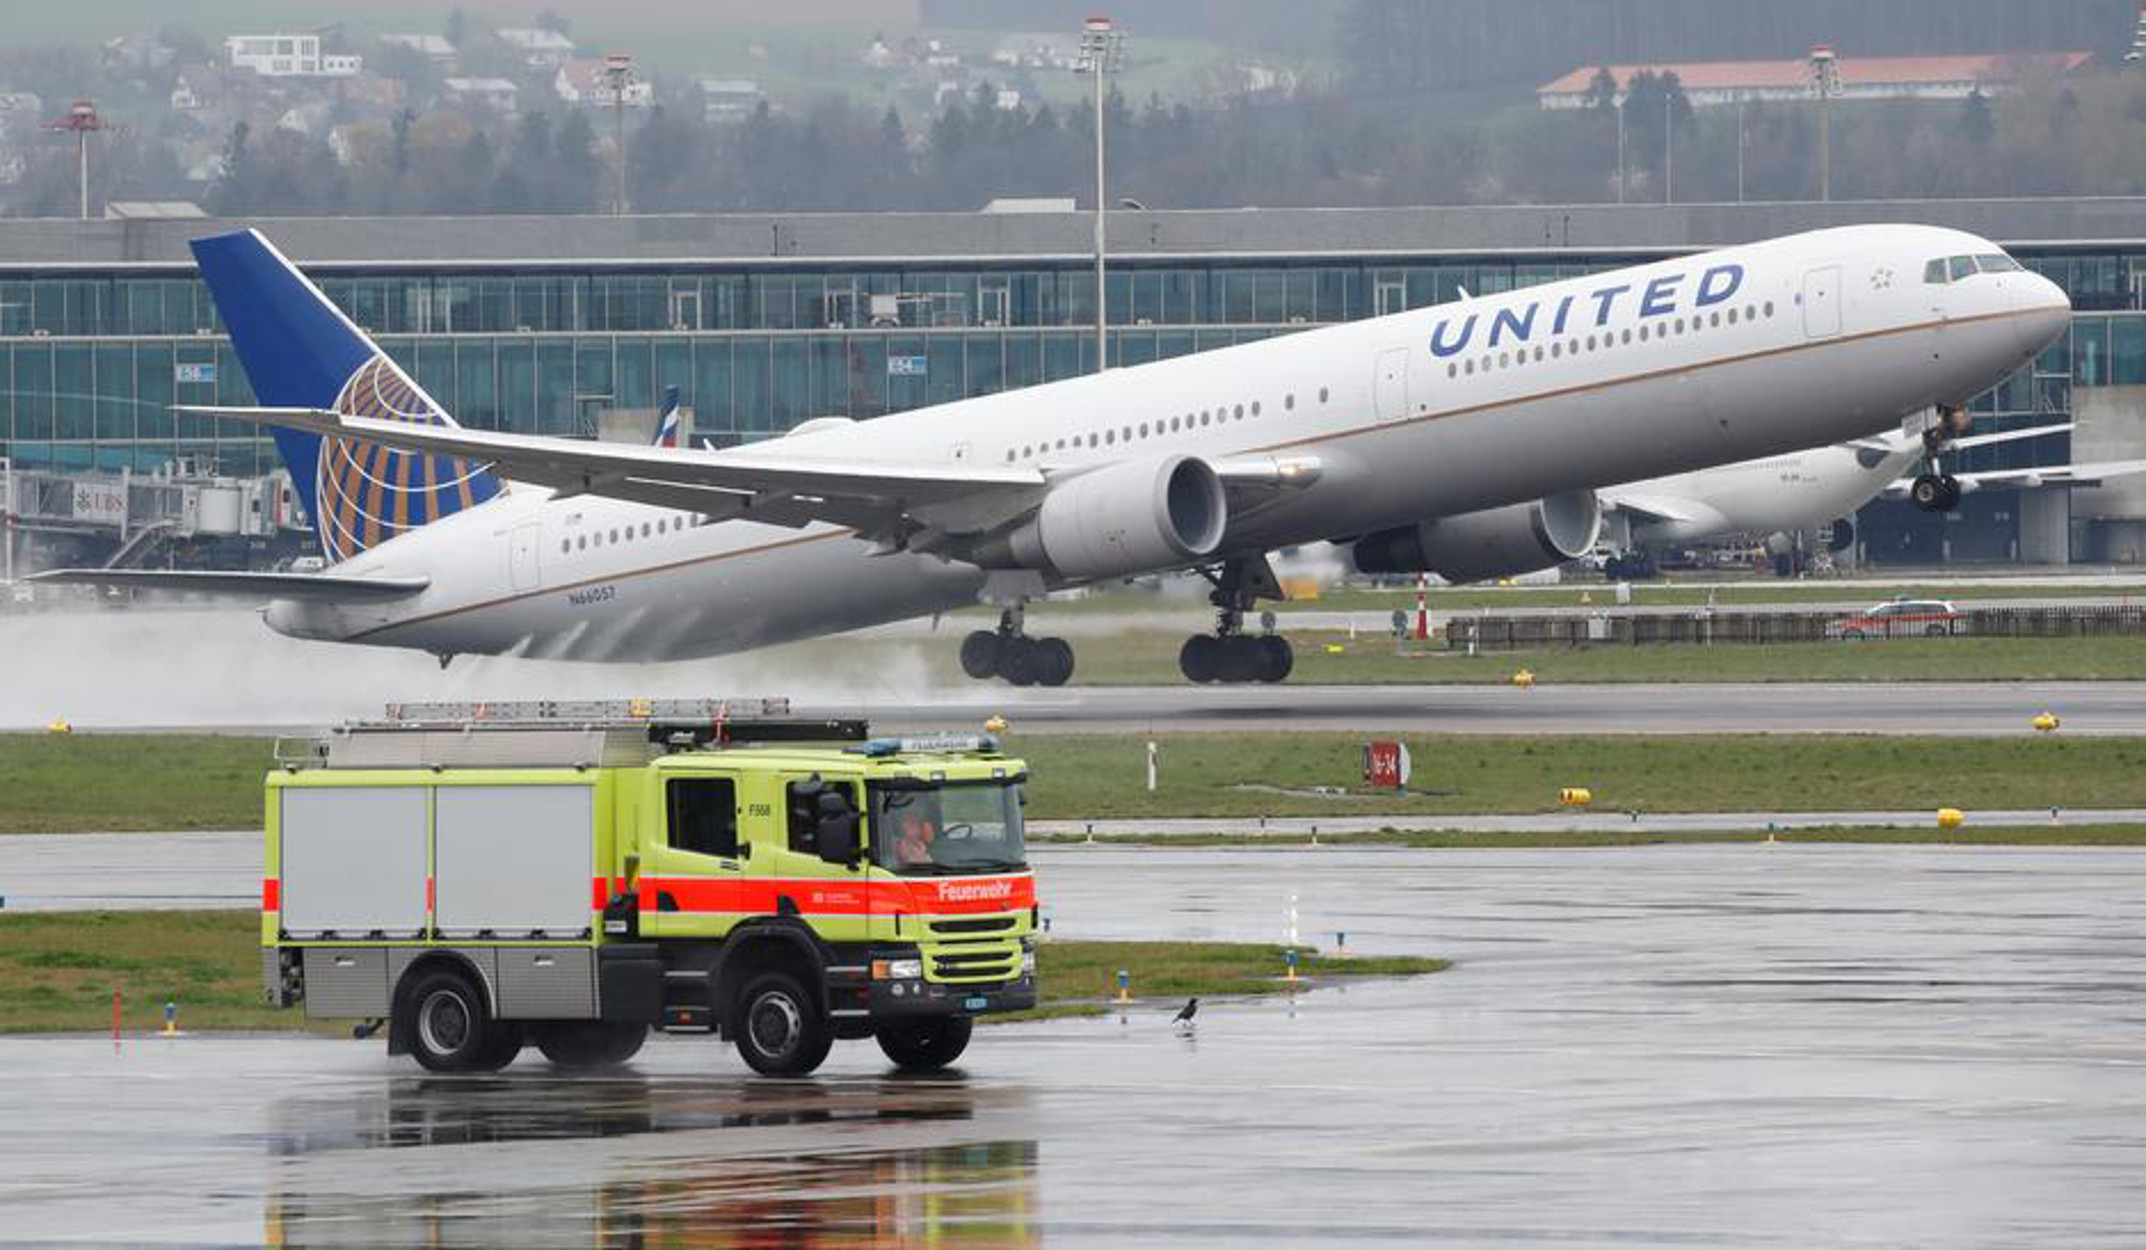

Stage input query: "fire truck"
[{"left": 261, "top": 699, "right": 1038, "bottom": 1076}]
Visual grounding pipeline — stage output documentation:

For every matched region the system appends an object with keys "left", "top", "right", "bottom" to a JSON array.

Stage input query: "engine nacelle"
[
  {"left": 982, "top": 454, "right": 1228, "bottom": 580},
  {"left": 1352, "top": 490, "right": 1602, "bottom": 583}
]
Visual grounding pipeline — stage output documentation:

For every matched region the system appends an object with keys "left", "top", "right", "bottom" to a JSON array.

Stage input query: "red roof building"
[{"left": 1539, "top": 52, "right": 2093, "bottom": 109}]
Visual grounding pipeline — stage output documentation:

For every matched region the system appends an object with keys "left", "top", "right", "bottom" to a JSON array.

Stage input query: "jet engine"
[
  {"left": 978, "top": 454, "right": 1228, "bottom": 580},
  {"left": 1351, "top": 490, "right": 1602, "bottom": 583}
]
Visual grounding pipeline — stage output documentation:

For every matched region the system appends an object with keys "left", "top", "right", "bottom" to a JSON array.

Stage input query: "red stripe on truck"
[
  {"left": 637, "top": 874, "right": 1034, "bottom": 917},
  {"left": 262, "top": 878, "right": 280, "bottom": 911}
]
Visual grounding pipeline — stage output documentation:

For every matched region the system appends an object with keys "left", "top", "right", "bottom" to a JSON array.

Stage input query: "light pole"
[
  {"left": 1615, "top": 94, "right": 1626, "bottom": 204},
  {"left": 41, "top": 99, "right": 113, "bottom": 220},
  {"left": 1810, "top": 44, "right": 1840, "bottom": 202},
  {"left": 602, "top": 53, "right": 636, "bottom": 215},
  {"left": 1736, "top": 97, "right": 1746, "bottom": 202},
  {"left": 1662, "top": 92, "right": 1673, "bottom": 204},
  {"left": 1077, "top": 16, "right": 1124, "bottom": 372}
]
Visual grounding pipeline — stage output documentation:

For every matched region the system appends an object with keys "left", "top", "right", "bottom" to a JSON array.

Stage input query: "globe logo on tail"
[{"left": 315, "top": 356, "right": 501, "bottom": 562}]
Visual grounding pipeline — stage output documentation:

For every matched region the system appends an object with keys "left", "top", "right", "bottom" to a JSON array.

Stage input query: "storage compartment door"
[
  {"left": 434, "top": 785, "right": 595, "bottom": 939},
  {"left": 279, "top": 786, "right": 430, "bottom": 939}
]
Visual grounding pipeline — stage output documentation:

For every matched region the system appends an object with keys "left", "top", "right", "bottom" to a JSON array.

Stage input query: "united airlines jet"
[{"left": 39, "top": 226, "right": 2070, "bottom": 684}]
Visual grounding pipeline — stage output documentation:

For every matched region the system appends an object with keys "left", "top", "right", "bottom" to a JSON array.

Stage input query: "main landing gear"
[
  {"left": 960, "top": 605, "right": 1074, "bottom": 687},
  {"left": 1908, "top": 403, "right": 1971, "bottom": 514},
  {"left": 1178, "top": 556, "right": 1294, "bottom": 684}
]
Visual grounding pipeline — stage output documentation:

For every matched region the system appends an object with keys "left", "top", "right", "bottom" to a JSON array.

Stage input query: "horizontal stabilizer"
[{"left": 29, "top": 568, "right": 429, "bottom": 603}]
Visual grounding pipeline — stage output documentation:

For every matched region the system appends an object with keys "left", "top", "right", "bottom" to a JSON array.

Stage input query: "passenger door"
[
  {"left": 639, "top": 771, "right": 744, "bottom": 939},
  {"left": 508, "top": 521, "right": 542, "bottom": 591},
  {"left": 1802, "top": 266, "right": 1842, "bottom": 339},
  {"left": 1373, "top": 347, "right": 1411, "bottom": 423}
]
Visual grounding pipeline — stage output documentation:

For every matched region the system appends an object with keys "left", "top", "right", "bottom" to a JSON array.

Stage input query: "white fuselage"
[{"left": 268, "top": 225, "right": 2068, "bottom": 661}]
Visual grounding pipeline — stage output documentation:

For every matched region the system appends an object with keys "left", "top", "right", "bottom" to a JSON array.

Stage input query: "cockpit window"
[
  {"left": 1924, "top": 259, "right": 1950, "bottom": 284},
  {"left": 1947, "top": 256, "right": 1977, "bottom": 282},
  {"left": 1975, "top": 254, "right": 2022, "bottom": 273}
]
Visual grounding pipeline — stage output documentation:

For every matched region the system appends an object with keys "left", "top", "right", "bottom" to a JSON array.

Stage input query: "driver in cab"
[{"left": 892, "top": 805, "right": 938, "bottom": 867}]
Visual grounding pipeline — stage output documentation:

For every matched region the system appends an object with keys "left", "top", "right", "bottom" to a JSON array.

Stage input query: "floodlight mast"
[
  {"left": 41, "top": 99, "right": 113, "bottom": 220},
  {"left": 1076, "top": 16, "right": 1125, "bottom": 371},
  {"left": 603, "top": 53, "right": 635, "bottom": 215},
  {"left": 1810, "top": 45, "right": 1841, "bottom": 202}
]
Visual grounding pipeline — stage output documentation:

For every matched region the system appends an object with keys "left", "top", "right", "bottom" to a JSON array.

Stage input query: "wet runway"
[{"left": 7, "top": 843, "right": 2146, "bottom": 1245}]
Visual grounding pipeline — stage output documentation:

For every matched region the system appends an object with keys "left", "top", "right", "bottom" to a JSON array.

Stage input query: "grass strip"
[
  {"left": 11, "top": 731, "right": 2146, "bottom": 829},
  {"left": 0, "top": 911, "right": 1445, "bottom": 1033}
]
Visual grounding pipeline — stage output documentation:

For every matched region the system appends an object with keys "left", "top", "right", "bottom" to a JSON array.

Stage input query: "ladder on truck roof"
[{"left": 278, "top": 697, "right": 872, "bottom": 771}]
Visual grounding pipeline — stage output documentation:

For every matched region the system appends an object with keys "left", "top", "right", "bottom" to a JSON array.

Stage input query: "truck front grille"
[
  {"left": 928, "top": 942, "right": 1021, "bottom": 983},
  {"left": 930, "top": 915, "right": 1016, "bottom": 936}
]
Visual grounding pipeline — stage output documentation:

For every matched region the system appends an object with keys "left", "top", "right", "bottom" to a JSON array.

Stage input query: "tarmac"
[{"left": 4, "top": 843, "right": 2144, "bottom": 1245}]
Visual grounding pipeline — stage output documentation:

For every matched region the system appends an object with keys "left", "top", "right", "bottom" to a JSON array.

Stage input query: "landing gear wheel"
[
  {"left": 734, "top": 971, "right": 833, "bottom": 1077},
  {"left": 1255, "top": 635, "right": 1294, "bottom": 683},
  {"left": 405, "top": 968, "right": 497, "bottom": 1073},
  {"left": 998, "top": 637, "right": 1039, "bottom": 686},
  {"left": 1180, "top": 634, "right": 1222, "bottom": 683},
  {"left": 875, "top": 1016, "right": 974, "bottom": 1071},
  {"left": 1910, "top": 473, "right": 1947, "bottom": 512},
  {"left": 532, "top": 1020, "right": 648, "bottom": 1069},
  {"left": 959, "top": 630, "right": 1001, "bottom": 679},
  {"left": 1035, "top": 637, "right": 1075, "bottom": 687},
  {"left": 1216, "top": 635, "right": 1263, "bottom": 683}
]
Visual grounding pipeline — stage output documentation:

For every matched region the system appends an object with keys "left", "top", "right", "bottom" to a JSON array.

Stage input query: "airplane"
[
  {"left": 1587, "top": 416, "right": 2146, "bottom": 577},
  {"left": 35, "top": 225, "right": 2071, "bottom": 686}
]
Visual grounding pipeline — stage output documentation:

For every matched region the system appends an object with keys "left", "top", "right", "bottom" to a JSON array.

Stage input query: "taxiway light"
[
  {"left": 1936, "top": 808, "right": 1966, "bottom": 830},
  {"left": 1512, "top": 669, "right": 1536, "bottom": 689},
  {"left": 1560, "top": 787, "right": 1593, "bottom": 807},
  {"left": 2032, "top": 712, "right": 2060, "bottom": 733}
]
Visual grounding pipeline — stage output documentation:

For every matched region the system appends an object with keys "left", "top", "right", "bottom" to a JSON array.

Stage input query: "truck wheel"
[
  {"left": 735, "top": 971, "right": 833, "bottom": 1076},
  {"left": 474, "top": 1021, "right": 525, "bottom": 1071},
  {"left": 405, "top": 967, "right": 496, "bottom": 1073},
  {"left": 876, "top": 1017, "right": 973, "bottom": 1071},
  {"left": 533, "top": 1021, "right": 648, "bottom": 1069}
]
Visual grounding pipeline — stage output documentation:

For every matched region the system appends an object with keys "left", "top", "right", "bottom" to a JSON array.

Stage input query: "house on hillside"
[
  {"left": 226, "top": 34, "right": 360, "bottom": 78},
  {"left": 443, "top": 77, "right": 520, "bottom": 114},
  {"left": 498, "top": 27, "right": 577, "bottom": 70},
  {"left": 697, "top": 78, "right": 764, "bottom": 123},
  {"left": 555, "top": 59, "right": 653, "bottom": 108},
  {"left": 379, "top": 34, "right": 459, "bottom": 70}
]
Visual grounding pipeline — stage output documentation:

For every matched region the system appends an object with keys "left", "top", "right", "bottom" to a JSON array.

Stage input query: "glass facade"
[{"left": 0, "top": 248, "right": 2136, "bottom": 475}]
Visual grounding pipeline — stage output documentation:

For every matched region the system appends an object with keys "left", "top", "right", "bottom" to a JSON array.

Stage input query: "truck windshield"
[{"left": 869, "top": 780, "right": 1027, "bottom": 876}]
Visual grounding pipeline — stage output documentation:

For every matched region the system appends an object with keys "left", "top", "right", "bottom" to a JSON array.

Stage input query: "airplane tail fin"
[
  {"left": 190, "top": 229, "right": 502, "bottom": 563},
  {"left": 653, "top": 385, "right": 682, "bottom": 448}
]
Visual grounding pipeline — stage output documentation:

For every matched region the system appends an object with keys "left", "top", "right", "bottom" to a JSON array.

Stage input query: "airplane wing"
[
  {"left": 1884, "top": 458, "right": 2146, "bottom": 499},
  {"left": 175, "top": 405, "right": 1048, "bottom": 540},
  {"left": 29, "top": 568, "right": 430, "bottom": 602},
  {"left": 1596, "top": 490, "right": 1706, "bottom": 525}
]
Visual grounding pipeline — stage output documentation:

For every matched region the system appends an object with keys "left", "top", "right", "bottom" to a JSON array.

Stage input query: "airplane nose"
[{"left": 2010, "top": 272, "right": 2070, "bottom": 356}]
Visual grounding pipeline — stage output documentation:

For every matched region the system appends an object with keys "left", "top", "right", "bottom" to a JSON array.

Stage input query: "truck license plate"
[{"left": 964, "top": 995, "right": 989, "bottom": 1010}]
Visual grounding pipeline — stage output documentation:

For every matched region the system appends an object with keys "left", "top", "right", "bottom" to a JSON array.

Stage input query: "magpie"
[{"left": 1173, "top": 997, "right": 1199, "bottom": 1033}]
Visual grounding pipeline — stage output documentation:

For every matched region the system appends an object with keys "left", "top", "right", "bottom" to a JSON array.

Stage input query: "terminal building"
[{"left": 4, "top": 197, "right": 2146, "bottom": 570}]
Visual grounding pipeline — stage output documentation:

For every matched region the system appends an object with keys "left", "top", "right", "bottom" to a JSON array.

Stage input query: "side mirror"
[{"left": 622, "top": 853, "right": 641, "bottom": 886}]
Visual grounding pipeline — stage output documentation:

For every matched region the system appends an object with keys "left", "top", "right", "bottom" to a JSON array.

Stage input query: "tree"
[
  {"left": 1959, "top": 88, "right": 1996, "bottom": 148},
  {"left": 552, "top": 109, "right": 603, "bottom": 212}
]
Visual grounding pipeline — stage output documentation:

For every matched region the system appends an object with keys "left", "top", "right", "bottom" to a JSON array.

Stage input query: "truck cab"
[{"left": 263, "top": 700, "right": 1037, "bottom": 1076}]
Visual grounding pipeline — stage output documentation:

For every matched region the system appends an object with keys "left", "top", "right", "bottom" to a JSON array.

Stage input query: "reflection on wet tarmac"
[
  {"left": 6, "top": 845, "right": 2146, "bottom": 1246},
  {"left": 264, "top": 1075, "right": 1039, "bottom": 1247}
]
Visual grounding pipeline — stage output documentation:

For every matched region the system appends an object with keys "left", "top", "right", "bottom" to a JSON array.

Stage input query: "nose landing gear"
[
  {"left": 1909, "top": 404, "right": 1968, "bottom": 513},
  {"left": 1177, "top": 555, "right": 1294, "bottom": 684},
  {"left": 959, "top": 605, "right": 1074, "bottom": 687}
]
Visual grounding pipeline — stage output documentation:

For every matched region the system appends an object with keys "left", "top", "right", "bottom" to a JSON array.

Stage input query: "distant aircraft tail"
[
  {"left": 190, "top": 229, "right": 502, "bottom": 563},
  {"left": 652, "top": 385, "right": 682, "bottom": 448}
]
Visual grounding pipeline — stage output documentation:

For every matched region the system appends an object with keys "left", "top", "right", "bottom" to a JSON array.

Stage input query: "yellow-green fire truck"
[{"left": 262, "top": 699, "right": 1038, "bottom": 1076}]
